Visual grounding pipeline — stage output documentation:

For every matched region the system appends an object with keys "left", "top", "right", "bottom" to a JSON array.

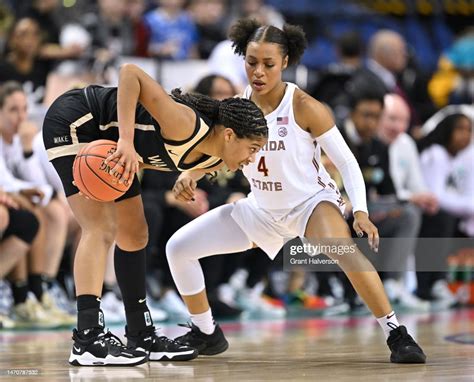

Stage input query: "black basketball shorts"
[{"left": 42, "top": 88, "right": 140, "bottom": 201}]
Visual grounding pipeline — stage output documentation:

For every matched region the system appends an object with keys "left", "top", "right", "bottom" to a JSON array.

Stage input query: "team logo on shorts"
[{"left": 278, "top": 127, "right": 288, "bottom": 137}]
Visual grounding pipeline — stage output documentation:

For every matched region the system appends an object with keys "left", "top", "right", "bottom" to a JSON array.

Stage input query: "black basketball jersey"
[{"left": 82, "top": 85, "right": 222, "bottom": 172}]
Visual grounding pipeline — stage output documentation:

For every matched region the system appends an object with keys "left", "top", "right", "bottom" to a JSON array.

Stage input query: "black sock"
[
  {"left": 42, "top": 275, "right": 54, "bottom": 290},
  {"left": 28, "top": 273, "right": 44, "bottom": 301},
  {"left": 77, "top": 294, "right": 104, "bottom": 333},
  {"left": 114, "top": 246, "right": 153, "bottom": 335},
  {"left": 11, "top": 281, "right": 28, "bottom": 305}
]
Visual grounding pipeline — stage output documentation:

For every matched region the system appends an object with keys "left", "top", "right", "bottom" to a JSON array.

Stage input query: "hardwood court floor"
[{"left": 0, "top": 308, "right": 473, "bottom": 381}]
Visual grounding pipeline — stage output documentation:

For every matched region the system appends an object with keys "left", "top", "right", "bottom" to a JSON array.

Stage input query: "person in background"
[
  {"left": 377, "top": 93, "right": 439, "bottom": 308},
  {"left": 188, "top": 0, "right": 228, "bottom": 59},
  {"left": 429, "top": 29, "right": 474, "bottom": 108},
  {"left": 310, "top": 31, "right": 364, "bottom": 121},
  {"left": 144, "top": 0, "right": 199, "bottom": 60},
  {"left": 21, "top": 0, "right": 84, "bottom": 62},
  {"left": 339, "top": 84, "right": 428, "bottom": 312},
  {"left": 126, "top": 0, "right": 150, "bottom": 57},
  {"left": 0, "top": 18, "right": 53, "bottom": 102},
  {"left": 415, "top": 111, "right": 473, "bottom": 306}
]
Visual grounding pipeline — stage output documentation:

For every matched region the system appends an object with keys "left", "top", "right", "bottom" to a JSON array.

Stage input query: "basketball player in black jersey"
[{"left": 42, "top": 63, "right": 268, "bottom": 366}]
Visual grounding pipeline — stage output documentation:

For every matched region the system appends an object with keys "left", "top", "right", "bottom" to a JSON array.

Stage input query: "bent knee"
[
  {"left": 82, "top": 221, "right": 117, "bottom": 248},
  {"left": 165, "top": 231, "right": 188, "bottom": 262},
  {"left": 116, "top": 222, "right": 148, "bottom": 250}
]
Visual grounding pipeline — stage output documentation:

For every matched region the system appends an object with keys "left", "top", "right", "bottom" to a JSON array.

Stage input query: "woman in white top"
[
  {"left": 415, "top": 112, "right": 472, "bottom": 301},
  {"left": 419, "top": 112, "right": 472, "bottom": 215},
  {"left": 167, "top": 19, "right": 426, "bottom": 363}
]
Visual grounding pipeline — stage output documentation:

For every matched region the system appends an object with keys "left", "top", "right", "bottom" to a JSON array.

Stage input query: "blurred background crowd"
[{"left": 0, "top": 0, "right": 472, "bottom": 330}]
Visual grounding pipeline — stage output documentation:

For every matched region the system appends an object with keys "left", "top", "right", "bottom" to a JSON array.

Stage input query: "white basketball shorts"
[{"left": 231, "top": 189, "right": 346, "bottom": 259}]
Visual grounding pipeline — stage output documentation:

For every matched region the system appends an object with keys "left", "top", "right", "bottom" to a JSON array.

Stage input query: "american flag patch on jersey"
[{"left": 277, "top": 116, "right": 288, "bottom": 125}]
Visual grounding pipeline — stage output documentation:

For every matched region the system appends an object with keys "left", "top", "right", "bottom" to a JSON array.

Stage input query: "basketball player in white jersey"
[{"left": 167, "top": 19, "right": 426, "bottom": 363}]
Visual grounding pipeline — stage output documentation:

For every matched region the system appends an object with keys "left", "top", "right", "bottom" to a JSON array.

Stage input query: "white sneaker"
[
  {"left": 101, "top": 292, "right": 126, "bottom": 325},
  {"left": 217, "top": 284, "right": 239, "bottom": 308},
  {"left": 321, "top": 297, "right": 350, "bottom": 316},
  {"left": 41, "top": 292, "right": 76, "bottom": 326},
  {"left": 398, "top": 288, "right": 431, "bottom": 312},
  {"left": 0, "top": 313, "right": 15, "bottom": 329},
  {"left": 238, "top": 284, "right": 286, "bottom": 318},
  {"left": 147, "top": 301, "right": 168, "bottom": 322},
  {"left": 431, "top": 280, "right": 457, "bottom": 309},
  {"left": 0, "top": 279, "right": 13, "bottom": 313},
  {"left": 383, "top": 279, "right": 401, "bottom": 302},
  {"left": 159, "top": 290, "right": 189, "bottom": 318},
  {"left": 47, "top": 281, "right": 75, "bottom": 315},
  {"left": 11, "top": 297, "right": 62, "bottom": 329}
]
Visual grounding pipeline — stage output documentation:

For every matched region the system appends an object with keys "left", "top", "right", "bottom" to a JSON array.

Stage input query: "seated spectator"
[
  {"left": 0, "top": 81, "right": 73, "bottom": 327},
  {"left": 0, "top": 18, "right": 53, "bottom": 103},
  {"left": 21, "top": 0, "right": 84, "bottom": 62},
  {"left": 415, "top": 111, "right": 473, "bottom": 306},
  {"left": 310, "top": 31, "right": 363, "bottom": 121},
  {"left": 81, "top": 0, "right": 134, "bottom": 72},
  {"left": 377, "top": 93, "right": 440, "bottom": 308},
  {"left": 0, "top": 188, "right": 39, "bottom": 329},
  {"left": 451, "top": 143, "right": 474, "bottom": 238},
  {"left": 193, "top": 74, "right": 236, "bottom": 101},
  {"left": 429, "top": 29, "right": 474, "bottom": 108},
  {"left": 338, "top": 84, "right": 429, "bottom": 311},
  {"left": 378, "top": 94, "right": 438, "bottom": 214},
  {"left": 349, "top": 29, "right": 434, "bottom": 129},
  {"left": 126, "top": 0, "right": 150, "bottom": 57},
  {"left": 141, "top": 170, "right": 210, "bottom": 318},
  {"left": 144, "top": 0, "right": 199, "bottom": 60},
  {"left": 188, "top": 0, "right": 228, "bottom": 59}
]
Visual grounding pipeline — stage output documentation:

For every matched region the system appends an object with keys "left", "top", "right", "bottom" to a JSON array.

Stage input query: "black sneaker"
[
  {"left": 175, "top": 322, "right": 229, "bottom": 355},
  {"left": 126, "top": 326, "right": 198, "bottom": 361},
  {"left": 69, "top": 328, "right": 148, "bottom": 366},
  {"left": 387, "top": 326, "right": 426, "bottom": 363}
]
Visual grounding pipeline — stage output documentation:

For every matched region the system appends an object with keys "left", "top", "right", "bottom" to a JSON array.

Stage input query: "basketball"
[{"left": 72, "top": 140, "right": 132, "bottom": 202}]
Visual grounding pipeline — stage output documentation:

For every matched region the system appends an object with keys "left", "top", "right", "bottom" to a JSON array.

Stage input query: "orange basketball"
[{"left": 73, "top": 140, "right": 132, "bottom": 202}]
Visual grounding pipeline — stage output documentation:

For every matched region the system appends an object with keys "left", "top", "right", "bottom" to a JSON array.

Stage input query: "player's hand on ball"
[
  {"left": 353, "top": 211, "right": 379, "bottom": 253},
  {"left": 105, "top": 138, "right": 139, "bottom": 184},
  {"left": 173, "top": 175, "right": 197, "bottom": 202}
]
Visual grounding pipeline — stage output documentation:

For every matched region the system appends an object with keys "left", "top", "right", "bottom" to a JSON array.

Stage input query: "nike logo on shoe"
[
  {"left": 73, "top": 346, "right": 81, "bottom": 352},
  {"left": 138, "top": 298, "right": 146, "bottom": 303}
]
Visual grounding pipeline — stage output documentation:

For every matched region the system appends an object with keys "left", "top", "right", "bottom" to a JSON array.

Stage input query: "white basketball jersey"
[{"left": 242, "top": 82, "right": 341, "bottom": 211}]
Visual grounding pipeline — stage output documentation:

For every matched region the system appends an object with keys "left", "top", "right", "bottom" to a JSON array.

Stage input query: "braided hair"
[
  {"left": 171, "top": 88, "right": 268, "bottom": 139},
  {"left": 229, "top": 18, "right": 307, "bottom": 66}
]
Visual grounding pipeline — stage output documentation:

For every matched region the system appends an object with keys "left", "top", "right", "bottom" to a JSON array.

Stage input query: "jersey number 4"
[{"left": 257, "top": 156, "right": 269, "bottom": 176}]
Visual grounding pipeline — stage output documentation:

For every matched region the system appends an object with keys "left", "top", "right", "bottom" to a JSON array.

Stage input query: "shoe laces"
[
  {"left": 99, "top": 330, "right": 128, "bottom": 349},
  {"left": 390, "top": 327, "right": 417, "bottom": 347},
  {"left": 157, "top": 335, "right": 181, "bottom": 345},
  {"left": 177, "top": 322, "right": 199, "bottom": 338},
  {"left": 141, "top": 327, "right": 179, "bottom": 345}
]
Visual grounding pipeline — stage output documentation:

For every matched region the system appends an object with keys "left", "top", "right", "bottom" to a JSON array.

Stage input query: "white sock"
[
  {"left": 191, "top": 308, "right": 215, "bottom": 335},
  {"left": 376, "top": 311, "right": 400, "bottom": 339}
]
